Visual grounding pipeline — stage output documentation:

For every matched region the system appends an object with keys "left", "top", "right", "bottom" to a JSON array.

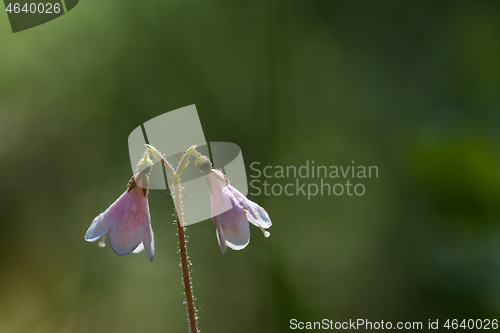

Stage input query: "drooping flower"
[
  {"left": 196, "top": 156, "right": 271, "bottom": 255},
  {"left": 85, "top": 159, "right": 155, "bottom": 262}
]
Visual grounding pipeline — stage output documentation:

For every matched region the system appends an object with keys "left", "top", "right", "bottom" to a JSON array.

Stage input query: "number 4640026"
[
  {"left": 5, "top": 3, "right": 61, "bottom": 14},
  {"left": 444, "top": 319, "right": 498, "bottom": 330}
]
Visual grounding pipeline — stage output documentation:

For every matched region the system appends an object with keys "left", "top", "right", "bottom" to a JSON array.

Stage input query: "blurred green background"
[{"left": 1, "top": 0, "right": 500, "bottom": 332}]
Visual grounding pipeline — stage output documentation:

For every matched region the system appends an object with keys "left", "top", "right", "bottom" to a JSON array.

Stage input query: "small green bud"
[{"left": 195, "top": 156, "right": 212, "bottom": 174}]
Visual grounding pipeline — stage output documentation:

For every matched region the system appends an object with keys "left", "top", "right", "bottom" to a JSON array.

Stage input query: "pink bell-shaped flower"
[
  {"left": 196, "top": 157, "right": 271, "bottom": 255},
  {"left": 85, "top": 170, "right": 155, "bottom": 262}
]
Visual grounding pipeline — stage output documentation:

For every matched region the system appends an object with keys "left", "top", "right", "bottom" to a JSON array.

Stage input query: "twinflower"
[
  {"left": 85, "top": 156, "right": 155, "bottom": 261},
  {"left": 196, "top": 156, "right": 271, "bottom": 255}
]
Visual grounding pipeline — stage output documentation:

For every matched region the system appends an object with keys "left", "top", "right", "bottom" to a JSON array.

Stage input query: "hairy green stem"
[{"left": 173, "top": 178, "right": 198, "bottom": 333}]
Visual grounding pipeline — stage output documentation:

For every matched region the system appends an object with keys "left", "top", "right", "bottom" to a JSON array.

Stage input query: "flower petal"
[
  {"left": 143, "top": 221, "right": 155, "bottom": 262},
  {"left": 245, "top": 206, "right": 272, "bottom": 229},
  {"left": 228, "top": 185, "right": 272, "bottom": 229},
  {"left": 214, "top": 203, "right": 251, "bottom": 253},
  {"left": 108, "top": 225, "right": 144, "bottom": 256},
  {"left": 107, "top": 187, "right": 151, "bottom": 257},
  {"left": 85, "top": 213, "right": 112, "bottom": 242},
  {"left": 85, "top": 191, "right": 131, "bottom": 242},
  {"left": 222, "top": 212, "right": 250, "bottom": 251},
  {"left": 207, "top": 173, "right": 234, "bottom": 217}
]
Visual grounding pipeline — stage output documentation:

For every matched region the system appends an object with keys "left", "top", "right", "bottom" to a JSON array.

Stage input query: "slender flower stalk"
[
  {"left": 147, "top": 144, "right": 199, "bottom": 333},
  {"left": 174, "top": 180, "right": 198, "bottom": 333}
]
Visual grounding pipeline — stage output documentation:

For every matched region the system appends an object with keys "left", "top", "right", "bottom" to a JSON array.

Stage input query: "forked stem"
[{"left": 146, "top": 144, "right": 200, "bottom": 332}]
